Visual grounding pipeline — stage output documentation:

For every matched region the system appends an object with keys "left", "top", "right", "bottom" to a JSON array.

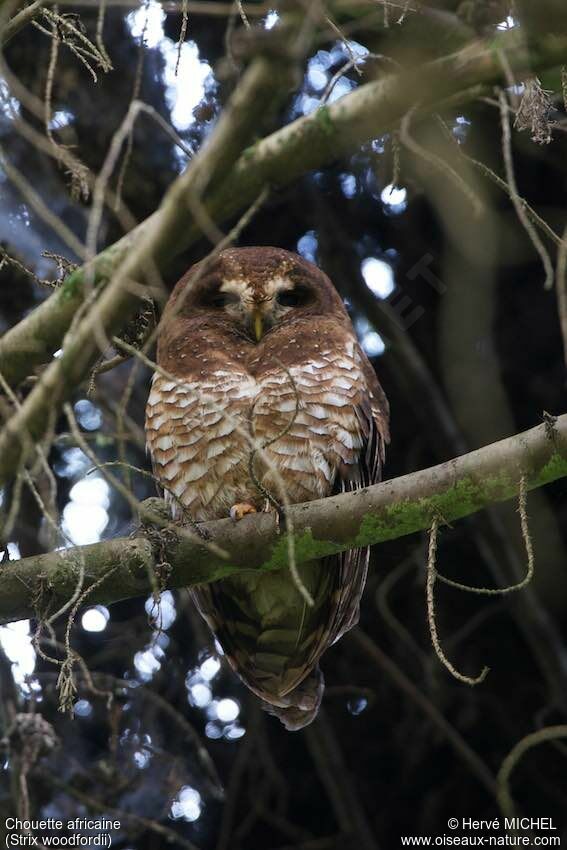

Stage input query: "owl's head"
[{"left": 164, "top": 247, "right": 346, "bottom": 343}]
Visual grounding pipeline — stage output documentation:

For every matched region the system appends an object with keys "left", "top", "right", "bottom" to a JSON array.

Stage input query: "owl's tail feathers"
[{"left": 261, "top": 666, "right": 324, "bottom": 731}]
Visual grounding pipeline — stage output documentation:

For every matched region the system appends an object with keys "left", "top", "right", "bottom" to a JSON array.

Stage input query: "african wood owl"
[{"left": 145, "top": 247, "right": 389, "bottom": 730}]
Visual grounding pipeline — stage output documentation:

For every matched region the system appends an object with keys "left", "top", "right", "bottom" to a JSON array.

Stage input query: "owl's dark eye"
[
  {"left": 276, "top": 286, "right": 310, "bottom": 308},
  {"left": 208, "top": 291, "right": 240, "bottom": 309}
]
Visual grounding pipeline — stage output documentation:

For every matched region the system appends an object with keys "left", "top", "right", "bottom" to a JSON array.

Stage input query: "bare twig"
[
  {"left": 498, "top": 88, "right": 554, "bottom": 289},
  {"left": 95, "top": 0, "right": 112, "bottom": 70},
  {"left": 0, "top": 248, "right": 56, "bottom": 288},
  {"left": 497, "top": 725, "right": 567, "bottom": 818},
  {"left": 425, "top": 515, "right": 490, "bottom": 686},
  {"left": 351, "top": 629, "right": 497, "bottom": 795},
  {"left": 0, "top": 0, "right": 47, "bottom": 45},
  {"left": 436, "top": 476, "right": 535, "bottom": 595},
  {"left": 465, "top": 153, "right": 564, "bottom": 249},
  {"left": 174, "top": 0, "right": 188, "bottom": 73},
  {"left": 0, "top": 49, "right": 287, "bottom": 483},
  {"left": 4, "top": 27, "right": 567, "bottom": 389},
  {"left": 0, "top": 149, "right": 87, "bottom": 259},
  {"left": 400, "top": 105, "right": 484, "bottom": 218},
  {"left": 236, "top": 0, "right": 249, "bottom": 29}
]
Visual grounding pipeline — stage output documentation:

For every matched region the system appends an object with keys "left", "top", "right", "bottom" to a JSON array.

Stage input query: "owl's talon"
[{"left": 230, "top": 503, "right": 257, "bottom": 521}]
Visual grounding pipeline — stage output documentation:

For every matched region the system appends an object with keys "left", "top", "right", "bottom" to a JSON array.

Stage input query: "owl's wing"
[
  {"left": 260, "top": 351, "right": 389, "bottom": 728},
  {"left": 268, "top": 348, "right": 389, "bottom": 721},
  {"left": 192, "top": 346, "right": 389, "bottom": 730},
  {"left": 325, "top": 349, "right": 390, "bottom": 644}
]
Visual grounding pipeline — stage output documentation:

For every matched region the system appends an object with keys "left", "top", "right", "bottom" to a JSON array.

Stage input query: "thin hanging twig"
[
  {"left": 498, "top": 88, "right": 554, "bottom": 290},
  {"left": 426, "top": 515, "right": 490, "bottom": 686}
]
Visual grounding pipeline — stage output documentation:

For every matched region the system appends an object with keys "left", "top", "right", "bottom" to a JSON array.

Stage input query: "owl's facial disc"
[{"left": 215, "top": 276, "right": 313, "bottom": 341}]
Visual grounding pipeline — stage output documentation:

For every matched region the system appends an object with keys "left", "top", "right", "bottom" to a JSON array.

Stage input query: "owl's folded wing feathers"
[{"left": 191, "top": 345, "right": 389, "bottom": 730}]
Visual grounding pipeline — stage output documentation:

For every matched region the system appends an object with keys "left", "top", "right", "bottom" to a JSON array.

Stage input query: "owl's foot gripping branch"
[{"left": 0, "top": 413, "right": 565, "bottom": 626}]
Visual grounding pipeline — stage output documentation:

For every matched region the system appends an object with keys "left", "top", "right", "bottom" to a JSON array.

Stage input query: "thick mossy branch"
[
  {"left": 2, "top": 28, "right": 567, "bottom": 389},
  {"left": 1, "top": 415, "right": 566, "bottom": 625}
]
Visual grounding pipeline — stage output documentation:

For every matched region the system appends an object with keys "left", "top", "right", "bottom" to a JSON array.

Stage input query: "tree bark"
[{"left": 1, "top": 414, "right": 565, "bottom": 625}]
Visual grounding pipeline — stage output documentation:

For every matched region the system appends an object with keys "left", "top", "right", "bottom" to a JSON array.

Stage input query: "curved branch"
[
  {"left": 1, "top": 414, "right": 566, "bottom": 625},
  {"left": 0, "top": 0, "right": 47, "bottom": 46},
  {"left": 1, "top": 27, "right": 567, "bottom": 389},
  {"left": 0, "top": 49, "right": 297, "bottom": 486}
]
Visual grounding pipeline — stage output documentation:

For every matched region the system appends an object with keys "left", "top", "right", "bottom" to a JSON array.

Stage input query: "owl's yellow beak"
[{"left": 253, "top": 309, "right": 263, "bottom": 342}]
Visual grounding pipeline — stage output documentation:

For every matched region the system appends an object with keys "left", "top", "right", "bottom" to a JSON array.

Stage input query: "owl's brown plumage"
[{"left": 145, "top": 247, "right": 389, "bottom": 729}]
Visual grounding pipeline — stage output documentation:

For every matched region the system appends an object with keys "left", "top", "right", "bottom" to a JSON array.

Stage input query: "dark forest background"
[{"left": 1, "top": 1, "right": 567, "bottom": 847}]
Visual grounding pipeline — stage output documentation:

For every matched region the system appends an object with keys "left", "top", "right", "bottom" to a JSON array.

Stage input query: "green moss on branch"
[{"left": 1, "top": 415, "right": 565, "bottom": 625}]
